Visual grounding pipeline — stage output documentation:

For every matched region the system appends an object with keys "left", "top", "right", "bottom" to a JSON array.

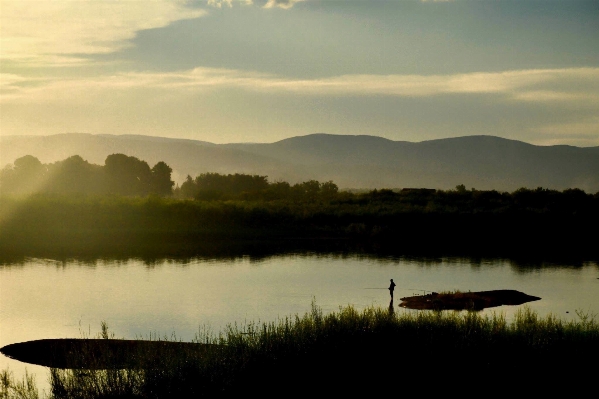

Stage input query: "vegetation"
[
  {"left": 398, "top": 289, "right": 540, "bottom": 310},
  {"left": 2, "top": 154, "right": 599, "bottom": 259},
  {"left": 178, "top": 172, "right": 339, "bottom": 201},
  {"left": 0, "top": 369, "right": 39, "bottom": 399},
  {"left": 1, "top": 188, "right": 598, "bottom": 260},
  {"left": 3, "top": 304, "right": 597, "bottom": 398},
  {"left": 0, "top": 155, "right": 174, "bottom": 197}
]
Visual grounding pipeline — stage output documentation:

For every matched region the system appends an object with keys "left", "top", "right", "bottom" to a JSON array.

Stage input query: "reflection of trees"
[
  {"left": 3, "top": 244, "right": 596, "bottom": 270},
  {"left": 509, "top": 258, "right": 592, "bottom": 274}
]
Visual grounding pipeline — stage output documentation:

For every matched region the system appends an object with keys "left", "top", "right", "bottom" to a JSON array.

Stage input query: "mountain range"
[{"left": 1, "top": 133, "right": 598, "bottom": 192}]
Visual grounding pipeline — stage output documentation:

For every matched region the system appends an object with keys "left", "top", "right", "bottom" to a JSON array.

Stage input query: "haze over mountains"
[{"left": 2, "top": 133, "right": 598, "bottom": 192}]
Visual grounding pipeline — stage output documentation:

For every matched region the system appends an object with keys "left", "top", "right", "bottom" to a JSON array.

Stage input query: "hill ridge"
[{"left": 1, "top": 133, "right": 598, "bottom": 191}]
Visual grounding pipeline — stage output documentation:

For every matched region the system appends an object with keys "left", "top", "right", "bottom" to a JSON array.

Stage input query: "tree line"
[
  {"left": 0, "top": 154, "right": 174, "bottom": 196},
  {"left": 177, "top": 173, "right": 338, "bottom": 201},
  {"left": 3, "top": 154, "right": 598, "bottom": 215}
]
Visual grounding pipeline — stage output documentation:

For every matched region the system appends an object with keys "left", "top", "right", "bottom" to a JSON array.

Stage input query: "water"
[{"left": 1, "top": 254, "right": 598, "bottom": 395}]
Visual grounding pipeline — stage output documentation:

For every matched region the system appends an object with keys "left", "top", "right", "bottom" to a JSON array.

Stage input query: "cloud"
[
  {"left": 0, "top": 0, "right": 205, "bottom": 67},
  {"left": 2, "top": 67, "right": 598, "bottom": 104},
  {"left": 3, "top": 66, "right": 598, "bottom": 147},
  {"left": 534, "top": 118, "right": 599, "bottom": 137},
  {"left": 263, "top": 0, "right": 304, "bottom": 9},
  {"left": 206, "top": 0, "right": 301, "bottom": 9},
  {"left": 533, "top": 118, "right": 599, "bottom": 147},
  {"left": 207, "top": 0, "right": 253, "bottom": 8},
  {"left": 513, "top": 91, "right": 599, "bottom": 103}
]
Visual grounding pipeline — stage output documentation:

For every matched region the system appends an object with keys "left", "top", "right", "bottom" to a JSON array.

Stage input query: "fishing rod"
[{"left": 363, "top": 287, "right": 436, "bottom": 295}]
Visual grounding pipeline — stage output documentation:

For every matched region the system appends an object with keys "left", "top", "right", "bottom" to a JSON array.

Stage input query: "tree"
[
  {"left": 191, "top": 173, "right": 270, "bottom": 200},
  {"left": 293, "top": 180, "right": 321, "bottom": 201},
  {"left": 0, "top": 155, "right": 46, "bottom": 194},
  {"left": 180, "top": 175, "right": 197, "bottom": 198},
  {"left": 264, "top": 181, "right": 291, "bottom": 200},
  {"left": 104, "top": 154, "right": 152, "bottom": 196},
  {"left": 46, "top": 155, "right": 102, "bottom": 194},
  {"left": 150, "top": 161, "right": 174, "bottom": 196},
  {"left": 455, "top": 184, "right": 467, "bottom": 193},
  {"left": 320, "top": 181, "right": 339, "bottom": 199}
]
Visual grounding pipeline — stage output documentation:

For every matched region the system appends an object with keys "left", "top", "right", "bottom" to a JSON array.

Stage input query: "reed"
[
  {"left": 0, "top": 369, "right": 39, "bottom": 399},
  {"left": 41, "top": 303, "right": 598, "bottom": 398},
  {"left": 2, "top": 192, "right": 597, "bottom": 260}
]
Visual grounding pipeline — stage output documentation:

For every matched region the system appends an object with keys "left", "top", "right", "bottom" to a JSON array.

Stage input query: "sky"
[{"left": 1, "top": 0, "right": 599, "bottom": 146}]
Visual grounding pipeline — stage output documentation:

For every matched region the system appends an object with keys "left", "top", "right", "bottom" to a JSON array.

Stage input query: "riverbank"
[
  {"left": 1, "top": 194, "right": 598, "bottom": 261},
  {"left": 3, "top": 304, "right": 598, "bottom": 398}
]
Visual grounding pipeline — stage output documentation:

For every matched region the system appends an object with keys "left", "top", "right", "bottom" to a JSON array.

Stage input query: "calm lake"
[{"left": 2, "top": 253, "right": 598, "bottom": 393}]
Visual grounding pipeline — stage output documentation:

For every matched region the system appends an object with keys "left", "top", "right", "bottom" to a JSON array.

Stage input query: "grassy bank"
[
  {"left": 3, "top": 304, "right": 597, "bottom": 398},
  {"left": 1, "top": 192, "right": 598, "bottom": 260}
]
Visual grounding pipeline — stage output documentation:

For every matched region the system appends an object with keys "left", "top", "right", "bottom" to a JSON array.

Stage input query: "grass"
[
  {"left": 0, "top": 369, "right": 39, "bottom": 399},
  {"left": 3, "top": 302, "right": 595, "bottom": 398},
  {"left": 2, "top": 193, "right": 598, "bottom": 260}
]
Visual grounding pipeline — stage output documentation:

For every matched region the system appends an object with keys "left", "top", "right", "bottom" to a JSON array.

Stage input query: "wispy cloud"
[
  {"left": 534, "top": 118, "right": 599, "bottom": 137},
  {"left": 263, "top": 0, "right": 305, "bottom": 9},
  {"left": 3, "top": 67, "right": 598, "bottom": 146},
  {"left": 513, "top": 91, "right": 599, "bottom": 103},
  {"left": 3, "top": 67, "right": 598, "bottom": 104},
  {"left": 0, "top": 0, "right": 205, "bottom": 67},
  {"left": 206, "top": 0, "right": 301, "bottom": 9},
  {"left": 207, "top": 0, "right": 254, "bottom": 8}
]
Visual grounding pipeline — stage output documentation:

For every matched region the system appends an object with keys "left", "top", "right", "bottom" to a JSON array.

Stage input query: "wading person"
[{"left": 389, "top": 279, "right": 396, "bottom": 300}]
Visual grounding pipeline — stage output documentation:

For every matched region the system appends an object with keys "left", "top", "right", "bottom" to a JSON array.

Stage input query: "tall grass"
[
  {"left": 43, "top": 303, "right": 598, "bottom": 398},
  {"left": 0, "top": 369, "right": 39, "bottom": 399},
  {"left": 2, "top": 193, "right": 598, "bottom": 260}
]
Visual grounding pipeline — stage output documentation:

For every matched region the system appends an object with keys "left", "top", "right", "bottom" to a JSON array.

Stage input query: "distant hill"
[
  {"left": 0, "top": 133, "right": 289, "bottom": 184},
  {"left": 2, "top": 133, "right": 598, "bottom": 192}
]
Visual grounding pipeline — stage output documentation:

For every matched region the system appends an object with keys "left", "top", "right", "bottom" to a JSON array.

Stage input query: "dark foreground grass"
[{"left": 2, "top": 305, "right": 598, "bottom": 398}]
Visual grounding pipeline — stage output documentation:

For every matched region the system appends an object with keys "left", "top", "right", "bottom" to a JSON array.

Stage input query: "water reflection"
[
  {"left": 2, "top": 249, "right": 598, "bottom": 395},
  {"left": 2, "top": 239, "right": 598, "bottom": 272}
]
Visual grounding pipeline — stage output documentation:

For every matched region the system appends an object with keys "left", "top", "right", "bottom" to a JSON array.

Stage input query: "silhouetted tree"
[
  {"left": 104, "top": 154, "right": 152, "bottom": 196},
  {"left": 46, "top": 155, "right": 103, "bottom": 194},
  {"left": 455, "top": 184, "right": 467, "bottom": 193},
  {"left": 180, "top": 175, "right": 197, "bottom": 198},
  {"left": 150, "top": 161, "right": 174, "bottom": 196},
  {"left": 264, "top": 181, "right": 291, "bottom": 200},
  {"left": 320, "top": 181, "right": 339, "bottom": 199},
  {"left": 292, "top": 180, "right": 321, "bottom": 201},
  {"left": 0, "top": 155, "right": 47, "bottom": 194},
  {"left": 192, "top": 173, "right": 269, "bottom": 200}
]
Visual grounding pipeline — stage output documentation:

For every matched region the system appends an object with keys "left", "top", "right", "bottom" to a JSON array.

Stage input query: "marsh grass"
[
  {"left": 2, "top": 193, "right": 598, "bottom": 260},
  {"left": 0, "top": 369, "right": 39, "bottom": 399},
  {"left": 6, "top": 304, "right": 598, "bottom": 398}
]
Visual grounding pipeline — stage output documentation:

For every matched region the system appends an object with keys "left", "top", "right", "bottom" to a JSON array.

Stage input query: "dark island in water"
[
  {"left": 399, "top": 289, "right": 541, "bottom": 310},
  {"left": 0, "top": 339, "right": 219, "bottom": 370}
]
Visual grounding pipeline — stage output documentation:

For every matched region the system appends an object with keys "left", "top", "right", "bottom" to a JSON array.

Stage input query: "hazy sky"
[{"left": 2, "top": 0, "right": 598, "bottom": 146}]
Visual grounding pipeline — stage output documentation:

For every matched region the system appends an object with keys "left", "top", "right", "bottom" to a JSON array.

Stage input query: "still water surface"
[{"left": 2, "top": 254, "right": 598, "bottom": 393}]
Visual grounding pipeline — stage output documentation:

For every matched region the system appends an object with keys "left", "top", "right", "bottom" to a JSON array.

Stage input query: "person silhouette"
[{"left": 389, "top": 279, "right": 396, "bottom": 300}]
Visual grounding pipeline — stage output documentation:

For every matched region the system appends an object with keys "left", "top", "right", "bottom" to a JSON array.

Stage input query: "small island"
[
  {"left": 0, "top": 339, "right": 219, "bottom": 370},
  {"left": 399, "top": 289, "right": 541, "bottom": 310}
]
